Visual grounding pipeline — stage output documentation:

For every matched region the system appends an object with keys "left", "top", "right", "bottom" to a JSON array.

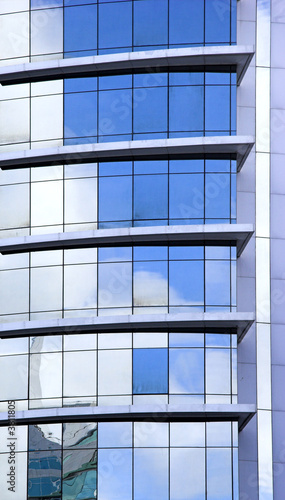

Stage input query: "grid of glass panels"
[
  {"left": 0, "top": 0, "right": 237, "bottom": 65},
  {"left": 0, "top": 159, "right": 237, "bottom": 238},
  {"left": 0, "top": 245, "right": 237, "bottom": 323},
  {"left": 0, "top": 331, "right": 237, "bottom": 408},
  {"left": 0, "top": 71, "right": 236, "bottom": 150},
  {"left": 64, "top": 71, "right": 236, "bottom": 144},
  {"left": 0, "top": 421, "right": 238, "bottom": 500}
]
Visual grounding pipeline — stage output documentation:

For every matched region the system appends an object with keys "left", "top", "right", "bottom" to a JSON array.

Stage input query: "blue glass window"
[
  {"left": 99, "top": 89, "right": 132, "bottom": 137},
  {"left": 205, "top": 86, "right": 230, "bottom": 131},
  {"left": 64, "top": 92, "right": 97, "bottom": 140},
  {"left": 98, "top": 2, "right": 132, "bottom": 50},
  {"left": 99, "top": 175, "right": 132, "bottom": 224},
  {"left": 169, "top": 173, "right": 204, "bottom": 220},
  {"left": 134, "top": 174, "right": 168, "bottom": 221},
  {"left": 206, "top": 261, "right": 231, "bottom": 306},
  {"left": 133, "top": 87, "right": 168, "bottom": 134},
  {"left": 169, "top": 260, "right": 204, "bottom": 306},
  {"left": 205, "top": 173, "right": 231, "bottom": 220},
  {"left": 134, "top": 0, "right": 168, "bottom": 47},
  {"left": 169, "top": 0, "right": 204, "bottom": 45},
  {"left": 133, "top": 348, "right": 168, "bottom": 394},
  {"left": 205, "top": 0, "right": 231, "bottom": 44},
  {"left": 169, "top": 86, "right": 204, "bottom": 132},
  {"left": 64, "top": 5, "right": 97, "bottom": 54}
]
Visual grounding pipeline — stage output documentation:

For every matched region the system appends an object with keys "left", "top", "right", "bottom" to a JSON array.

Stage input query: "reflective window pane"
[
  {"left": 169, "top": 261, "right": 204, "bottom": 306},
  {"left": 31, "top": 8, "right": 63, "bottom": 56},
  {"left": 207, "top": 448, "right": 232, "bottom": 500},
  {"left": 64, "top": 264, "right": 97, "bottom": 310},
  {"left": 98, "top": 349, "right": 132, "bottom": 395},
  {"left": 134, "top": 174, "right": 168, "bottom": 221},
  {"left": 206, "top": 348, "right": 231, "bottom": 394},
  {"left": 169, "top": 0, "right": 204, "bottom": 45},
  {"left": 64, "top": 351, "right": 96, "bottom": 397},
  {"left": 169, "top": 173, "right": 204, "bottom": 220},
  {"left": 28, "top": 450, "right": 61, "bottom": 498},
  {"left": 98, "top": 448, "right": 132, "bottom": 500},
  {"left": 206, "top": 261, "right": 230, "bottom": 306},
  {"left": 99, "top": 89, "right": 132, "bottom": 136},
  {"left": 0, "top": 355, "right": 28, "bottom": 400},
  {"left": 98, "top": 422, "right": 132, "bottom": 448},
  {"left": 99, "top": 175, "right": 132, "bottom": 223},
  {"left": 205, "top": 0, "right": 231, "bottom": 44},
  {"left": 133, "top": 348, "right": 168, "bottom": 394},
  {"left": 63, "top": 449, "right": 97, "bottom": 499},
  {"left": 30, "top": 353, "right": 62, "bottom": 399},
  {"left": 170, "top": 448, "right": 205, "bottom": 500},
  {"left": 169, "top": 86, "right": 204, "bottom": 132},
  {"left": 134, "top": 0, "right": 168, "bottom": 46},
  {"left": 134, "top": 422, "right": 168, "bottom": 448},
  {"left": 65, "top": 178, "right": 97, "bottom": 224},
  {"left": 64, "top": 5, "right": 97, "bottom": 53},
  {"left": 64, "top": 92, "right": 97, "bottom": 140},
  {"left": 133, "top": 261, "right": 168, "bottom": 307},
  {"left": 170, "top": 422, "right": 205, "bottom": 447},
  {"left": 98, "top": 262, "right": 132, "bottom": 308},
  {"left": 169, "top": 348, "right": 204, "bottom": 394},
  {"left": 134, "top": 448, "right": 168, "bottom": 500},
  {"left": 98, "top": 2, "right": 132, "bottom": 49},
  {"left": 133, "top": 87, "right": 168, "bottom": 134}
]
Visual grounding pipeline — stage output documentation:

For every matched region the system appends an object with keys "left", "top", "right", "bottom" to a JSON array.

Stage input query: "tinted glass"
[{"left": 133, "top": 349, "right": 168, "bottom": 394}]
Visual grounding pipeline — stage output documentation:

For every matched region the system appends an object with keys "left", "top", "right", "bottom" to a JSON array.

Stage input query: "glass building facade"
[{"left": 1, "top": 1, "right": 284, "bottom": 499}]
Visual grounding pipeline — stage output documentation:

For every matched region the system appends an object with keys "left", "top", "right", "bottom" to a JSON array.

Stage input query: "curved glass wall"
[
  {"left": 64, "top": 71, "right": 236, "bottom": 144},
  {"left": 0, "top": 71, "right": 236, "bottom": 151},
  {"left": 0, "top": 331, "right": 237, "bottom": 408},
  {"left": 0, "top": 1, "right": 244, "bottom": 499},
  {"left": 0, "top": 0, "right": 236, "bottom": 65},
  {"left": 0, "top": 159, "right": 236, "bottom": 238},
  {"left": 0, "top": 245, "right": 236, "bottom": 323},
  {"left": 0, "top": 421, "right": 238, "bottom": 500}
]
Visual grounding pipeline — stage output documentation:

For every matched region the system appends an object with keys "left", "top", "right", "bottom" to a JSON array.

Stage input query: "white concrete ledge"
[
  {"left": 0, "top": 46, "right": 254, "bottom": 87},
  {"left": 0, "top": 312, "right": 255, "bottom": 342},
  {"left": 0, "top": 224, "right": 254, "bottom": 258},
  {"left": 0, "top": 136, "right": 254, "bottom": 172},
  {"left": 0, "top": 404, "right": 256, "bottom": 431}
]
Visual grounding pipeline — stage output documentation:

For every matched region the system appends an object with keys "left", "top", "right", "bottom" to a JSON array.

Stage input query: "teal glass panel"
[
  {"left": 62, "top": 449, "right": 97, "bottom": 500},
  {"left": 28, "top": 451, "right": 61, "bottom": 498}
]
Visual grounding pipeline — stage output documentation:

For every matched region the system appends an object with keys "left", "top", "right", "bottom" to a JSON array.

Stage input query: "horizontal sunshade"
[
  {"left": 0, "top": 312, "right": 255, "bottom": 342},
  {"left": 0, "top": 46, "right": 254, "bottom": 87},
  {"left": 0, "top": 224, "right": 254, "bottom": 258},
  {"left": 0, "top": 403, "right": 256, "bottom": 431},
  {"left": 0, "top": 136, "right": 254, "bottom": 172}
]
